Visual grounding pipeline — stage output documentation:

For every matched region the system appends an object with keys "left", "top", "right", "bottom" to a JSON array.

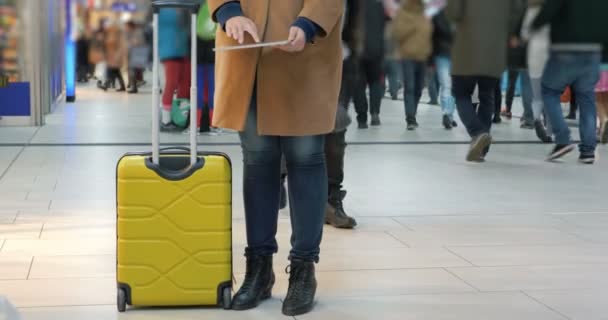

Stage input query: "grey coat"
[{"left": 447, "top": 0, "right": 524, "bottom": 78}]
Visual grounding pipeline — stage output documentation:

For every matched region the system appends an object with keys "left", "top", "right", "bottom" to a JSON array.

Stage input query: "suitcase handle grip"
[
  {"left": 152, "top": 0, "right": 200, "bottom": 13},
  {"left": 159, "top": 146, "right": 192, "bottom": 153}
]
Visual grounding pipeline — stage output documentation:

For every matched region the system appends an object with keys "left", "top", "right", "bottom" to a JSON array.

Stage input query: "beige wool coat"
[{"left": 208, "top": 0, "right": 344, "bottom": 136}]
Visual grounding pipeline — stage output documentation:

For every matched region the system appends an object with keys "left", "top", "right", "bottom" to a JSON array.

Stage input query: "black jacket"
[
  {"left": 431, "top": 10, "right": 453, "bottom": 58},
  {"left": 343, "top": 0, "right": 387, "bottom": 60},
  {"left": 197, "top": 38, "right": 215, "bottom": 64},
  {"left": 532, "top": 0, "right": 608, "bottom": 62}
]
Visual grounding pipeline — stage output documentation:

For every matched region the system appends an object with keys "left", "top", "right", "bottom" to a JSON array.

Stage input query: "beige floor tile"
[
  {"left": 15, "top": 211, "right": 115, "bottom": 224},
  {"left": 18, "top": 300, "right": 287, "bottom": 320},
  {"left": 316, "top": 247, "right": 472, "bottom": 272},
  {"left": 320, "top": 230, "right": 407, "bottom": 249},
  {"left": 40, "top": 222, "right": 115, "bottom": 239},
  {"left": 0, "top": 192, "right": 28, "bottom": 201},
  {"left": 0, "top": 200, "right": 51, "bottom": 210},
  {"left": 0, "top": 277, "right": 114, "bottom": 307},
  {"left": 0, "top": 255, "right": 32, "bottom": 280},
  {"left": 299, "top": 292, "right": 565, "bottom": 320},
  {"left": 448, "top": 264, "right": 608, "bottom": 291},
  {"left": 49, "top": 200, "right": 115, "bottom": 212},
  {"left": 29, "top": 255, "right": 115, "bottom": 279},
  {"left": 394, "top": 215, "right": 569, "bottom": 229},
  {"left": 0, "top": 223, "right": 43, "bottom": 239},
  {"left": 272, "top": 268, "right": 475, "bottom": 298},
  {"left": 447, "top": 244, "right": 608, "bottom": 267},
  {"left": 2, "top": 238, "right": 114, "bottom": 256},
  {"left": 388, "top": 227, "right": 583, "bottom": 247},
  {"left": 0, "top": 211, "right": 17, "bottom": 223},
  {"left": 525, "top": 289, "right": 607, "bottom": 320},
  {"left": 345, "top": 217, "right": 410, "bottom": 232}
]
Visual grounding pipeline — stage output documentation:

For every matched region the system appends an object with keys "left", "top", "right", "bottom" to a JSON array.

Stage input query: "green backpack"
[
  {"left": 171, "top": 99, "right": 191, "bottom": 128},
  {"left": 197, "top": 2, "right": 217, "bottom": 40}
]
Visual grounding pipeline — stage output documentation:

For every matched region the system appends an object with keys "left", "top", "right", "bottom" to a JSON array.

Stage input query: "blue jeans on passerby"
[
  {"left": 385, "top": 59, "right": 401, "bottom": 98},
  {"left": 519, "top": 70, "right": 534, "bottom": 123},
  {"left": 402, "top": 59, "right": 426, "bottom": 122},
  {"left": 453, "top": 75, "right": 499, "bottom": 137},
  {"left": 435, "top": 55, "right": 456, "bottom": 119},
  {"left": 541, "top": 51, "right": 601, "bottom": 156},
  {"left": 239, "top": 94, "right": 327, "bottom": 262}
]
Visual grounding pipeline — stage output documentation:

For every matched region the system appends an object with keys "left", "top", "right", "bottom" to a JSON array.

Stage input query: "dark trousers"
[
  {"left": 240, "top": 96, "right": 327, "bottom": 262},
  {"left": 494, "top": 80, "right": 503, "bottom": 117},
  {"left": 402, "top": 60, "right": 426, "bottom": 121},
  {"left": 325, "top": 130, "right": 346, "bottom": 193},
  {"left": 453, "top": 75, "right": 499, "bottom": 137},
  {"left": 427, "top": 66, "right": 439, "bottom": 103},
  {"left": 105, "top": 68, "right": 125, "bottom": 90},
  {"left": 354, "top": 57, "right": 384, "bottom": 124},
  {"left": 505, "top": 68, "right": 519, "bottom": 112}
]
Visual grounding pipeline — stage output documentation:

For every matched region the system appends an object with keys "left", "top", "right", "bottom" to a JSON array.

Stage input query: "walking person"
[
  {"left": 352, "top": 0, "right": 387, "bottom": 129},
  {"left": 101, "top": 24, "right": 126, "bottom": 92},
  {"left": 448, "top": 0, "right": 524, "bottom": 162},
  {"left": 392, "top": 0, "right": 433, "bottom": 131},
  {"left": 125, "top": 21, "right": 147, "bottom": 94},
  {"left": 431, "top": 8, "right": 458, "bottom": 129},
  {"left": 208, "top": 0, "right": 344, "bottom": 315},
  {"left": 533, "top": 0, "right": 608, "bottom": 164}
]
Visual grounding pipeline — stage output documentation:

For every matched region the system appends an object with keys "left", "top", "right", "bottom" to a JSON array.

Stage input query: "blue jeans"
[
  {"left": 519, "top": 70, "right": 534, "bottom": 123},
  {"left": 385, "top": 59, "right": 402, "bottom": 98},
  {"left": 435, "top": 56, "right": 456, "bottom": 118},
  {"left": 541, "top": 51, "right": 601, "bottom": 155},
  {"left": 239, "top": 96, "right": 327, "bottom": 262},
  {"left": 402, "top": 59, "right": 426, "bottom": 121}
]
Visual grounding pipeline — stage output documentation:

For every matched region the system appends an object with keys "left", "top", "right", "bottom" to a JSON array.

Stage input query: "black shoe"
[
  {"left": 279, "top": 176, "right": 287, "bottom": 210},
  {"left": 466, "top": 133, "right": 492, "bottom": 162},
  {"left": 326, "top": 190, "right": 357, "bottom": 229},
  {"left": 282, "top": 260, "right": 317, "bottom": 316},
  {"left": 358, "top": 122, "right": 368, "bottom": 129},
  {"left": 232, "top": 255, "right": 275, "bottom": 311},
  {"left": 492, "top": 116, "right": 502, "bottom": 124},
  {"left": 579, "top": 153, "right": 596, "bottom": 165},
  {"left": 566, "top": 113, "right": 576, "bottom": 120},
  {"left": 442, "top": 115, "right": 453, "bottom": 130},
  {"left": 534, "top": 120, "right": 553, "bottom": 143},
  {"left": 160, "top": 122, "right": 183, "bottom": 133},
  {"left": 391, "top": 94, "right": 398, "bottom": 101},
  {"left": 547, "top": 144, "right": 575, "bottom": 161},
  {"left": 127, "top": 88, "right": 138, "bottom": 94},
  {"left": 501, "top": 111, "right": 512, "bottom": 119},
  {"left": 428, "top": 100, "right": 439, "bottom": 106},
  {"left": 116, "top": 87, "right": 126, "bottom": 92},
  {"left": 371, "top": 114, "right": 381, "bottom": 126}
]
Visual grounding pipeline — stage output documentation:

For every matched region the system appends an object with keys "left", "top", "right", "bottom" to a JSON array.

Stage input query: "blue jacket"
[{"left": 158, "top": 9, "right": 189, "bottom": 61}]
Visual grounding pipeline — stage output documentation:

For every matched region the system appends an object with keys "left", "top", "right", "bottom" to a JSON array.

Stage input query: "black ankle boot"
[
  {"left": 326, "top": 189, "right": 357, "bottom": 229},
  {"left": 282, "top": 260, "right": 317, "bottom": 316},
  {"left": 232, "top": 255, "right": 275, "bottom": 310}
]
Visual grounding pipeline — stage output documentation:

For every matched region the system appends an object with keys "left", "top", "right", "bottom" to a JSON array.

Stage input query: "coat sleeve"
[
  {"left": 208, "top": 0, "right": 239, "bottom": 19},
  {"left": 446, "top": 0, "right": 466, "bottom": 23},
  {"left": 299, "top": 0, "right": 344, "bottom": 37}
]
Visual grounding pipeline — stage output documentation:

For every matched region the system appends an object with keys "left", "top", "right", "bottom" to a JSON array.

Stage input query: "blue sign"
[{"left": 0, "top": 82, "right": 31, "bottom": 116}]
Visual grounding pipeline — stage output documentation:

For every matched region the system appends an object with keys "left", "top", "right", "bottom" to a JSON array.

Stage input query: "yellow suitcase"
[{"left": 116, "top": 1, "right": 232, "bottom": 312}]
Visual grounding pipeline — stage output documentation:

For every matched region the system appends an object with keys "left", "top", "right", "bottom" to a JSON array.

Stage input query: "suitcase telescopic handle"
[
  {"left": 152, "top": 0, "right": 200, "bottom": 13},
  {"left": 151, "top": 2, "right": 199, "bottom": 165}
]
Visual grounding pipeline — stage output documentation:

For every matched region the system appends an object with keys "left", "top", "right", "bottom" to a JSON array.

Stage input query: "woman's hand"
[
  {"left": 226, "top": 16, "right": 260, "bottom": 44},
  {"left": 278, "top": 27, "right": 306, "bottom": 53}
]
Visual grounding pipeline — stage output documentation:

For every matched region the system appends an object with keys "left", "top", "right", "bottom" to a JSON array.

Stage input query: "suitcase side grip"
[{"left": 145, "top": 156, "right": 205, "bottom": 181}]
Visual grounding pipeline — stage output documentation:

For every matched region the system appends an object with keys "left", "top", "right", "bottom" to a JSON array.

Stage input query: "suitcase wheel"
[
  {"left": 222, "top": 287, "right": 232, "bottom": 310},
  {"left": 117, "top": 288, "right": 127, "bottom": 312}
]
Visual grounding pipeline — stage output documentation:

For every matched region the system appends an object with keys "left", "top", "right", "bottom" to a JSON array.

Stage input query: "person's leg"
[
  {"left": 520, "top": 70, "right": 535, "bottom": 126},
  {"left": 161, "top": 60, "right": 180, "bottom": 124},
  {"left": 233, "top": 95, "right": 281, "bottom": 311},
  {"left": 530, "top": 76, "right": 553, "bottom": 142},
  {"left": 571, "top": 54, "right": 600, "bottom": 159},
  {"left": 353, "top": 59, "right": 370, "bottom": 127},
  {"left": 368, "top": 58, "right": 384, "bottom": 124},
  {"left": 568, "top": 89, "right": 577, "bottom": 119},
  {"left": 477, "top": 77, "right": 499, "bottom": 134},
  {"left": 281, "top": 132, "right": 326, "bottom": 316},
  {"left": 197, "top": 64, "right": 206, "bottom": 129},
  {"left": 427, "top": 65, "right": 439, "bottom": 105},
  {"left": 115, "top": 68, "right": 126, "bottom": 91},
  {"left": 598, "top": 92, "right": 608, "bottom": 144},
  {"left": 402, "top": 59, "right": 417, "bottom": 127},
  {"left": 505, "top": 68, "right": 518, "bottom": 113},
  {"left": 324, "top": 129, "right": 356, "bottom": 228},
  {"left": 493, "top": 80, "right": 503, "bottom": 122},
  {"left": 177, "top": 58, "right": 192, "bottom": 100},
  {"left": 386, "top": 59, "right": 401, "bottom": 99},
  {"left": 435, "top": 56, "right": 456, "bottom": 119},
  {"left": 453, "top": 75, "right": 481, "bottom": 137},
  {"left": 207, "top": 63, "right": 215, "bottom": 123},
  {"left": 412, "top": 61, "right": 426, "bottom": 121},
  {"left": 541, "top": 52, "right": 577, "bottom": 159}
]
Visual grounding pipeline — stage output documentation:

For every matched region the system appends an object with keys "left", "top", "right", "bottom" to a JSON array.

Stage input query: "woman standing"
[
  {"left": 101, "top": 24, "right": 126, "bottom": 92},
  {"left": 208, "top": 0, "right": 343, "bottom": 316},
  {"left": 392, "top": 0, "right": 433, "bottom": 130}
]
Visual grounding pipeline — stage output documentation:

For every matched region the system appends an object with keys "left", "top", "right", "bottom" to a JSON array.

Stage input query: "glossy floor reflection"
[{"left": 0, "top": 86, "right": 606, "bottom": 320}]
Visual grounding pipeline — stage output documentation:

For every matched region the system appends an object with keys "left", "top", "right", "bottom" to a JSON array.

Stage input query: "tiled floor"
[{"left": 0, "top": 86, "right": 607, "bottom": 319}]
